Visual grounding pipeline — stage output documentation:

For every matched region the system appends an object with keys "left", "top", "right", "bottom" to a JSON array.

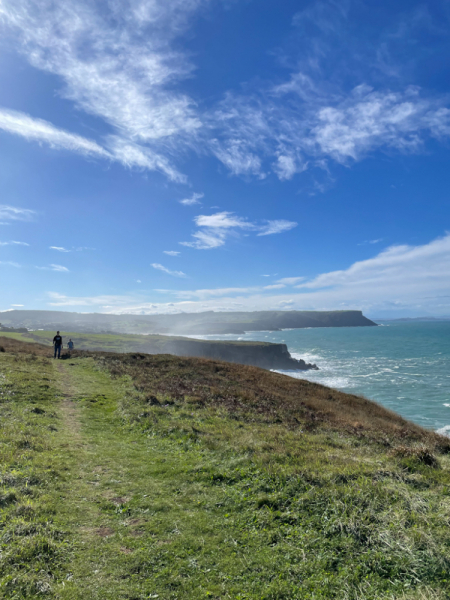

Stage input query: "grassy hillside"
[{"left": 1, "top": 336, "right": 450, "bottom": 599}]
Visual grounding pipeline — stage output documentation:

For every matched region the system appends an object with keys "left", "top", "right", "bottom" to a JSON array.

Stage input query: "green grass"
[{"left": 1, "top": 339, "right": 450, "bottom": 599}]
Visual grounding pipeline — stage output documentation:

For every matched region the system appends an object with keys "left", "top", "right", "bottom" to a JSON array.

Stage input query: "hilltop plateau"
[{"left": 1, "top": 336, "right": 450, "bottom": 599}]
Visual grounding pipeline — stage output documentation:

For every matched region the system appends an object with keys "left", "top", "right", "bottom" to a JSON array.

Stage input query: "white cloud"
[
  {"left": 0, "top": 107, "right": 109, "bottom": 158},
  {"left": 296, "top": 235, "right": 450, "bottom": 293},
  {"left": 51, "top": 264, "right": 69, "bottom": 272},
  {"left": 264, "top": 284, "right": 286, "bottom": 290},
  {"left": 163, "top": 250, "right": 181, "bottom": 256},
  {"left": 0, "top": 0, "right": 202, "bottom": 180},
  {"left": 36, "top": 264, "right": 70, "bottom": 272},
  {"left": 181, "top": 211, "right": 297, "bottom": 250},
  {"left": 210, "top": 138, "right": 263, "bottom": 177},
  {"left": 0, "top": 260, "right": 21, "bottom": 267},
  {"left": 50, "top": 246, "right": 70, "bottom": 252},
  {"left": 209, "top": 82, "right": 450, "bottom": 181},
  {"left": 180, "top": 229, "right": 228, "bottom": 250},
  {"left": 47, "top": 292, "right": 136, "bottom": 307},
  {"left": 151, "top": 263, "right": 186, "bottom": 278},
  {"left": 358, "top": 238, "right": 383, "bottom": 246},
  {"left": 2, "top": 0, "right": 450, "bottom": 186},
  {"left": 179, "top": 193, "right": 204, "bottom": 206},
  {"left": 0, "top": 107, "right": 185, "bottom": 181},
  {"left": 276, "top": 277, "right": 305, "bottom": 285},
  {"left": 257, "top": 220, "right": 298, "bottom": 236},
  {"left": 106, "top": 136, "right": 185, "bottom": 182},
  {"left": 11, "top": 304, "right": 24, "bottom": 307},
  {"left": 0, "top": 240, "right": 29, "bottom": 246},
  {"left": 195, "top": 212, "right": 254, "bottom": 230},
  {"left": 0, "top": 205, "right": 35, "bottom": 222}
]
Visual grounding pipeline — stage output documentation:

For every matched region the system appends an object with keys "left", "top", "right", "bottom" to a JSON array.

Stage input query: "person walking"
[
  {"left": 53, "top": 331, "right": 63, "bottom": 359},
  {"left": 67, "top": 339, "right": 74, "bottom": 355}
]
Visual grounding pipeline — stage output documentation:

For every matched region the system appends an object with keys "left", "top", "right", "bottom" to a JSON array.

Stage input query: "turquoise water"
[{"left": 190, "top": 321, "right": 450, "bottom": 433}]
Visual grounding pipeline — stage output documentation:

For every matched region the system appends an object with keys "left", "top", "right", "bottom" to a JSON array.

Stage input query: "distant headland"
[{"left": 0, "top": 309, "right": 377, "bottom": 335}]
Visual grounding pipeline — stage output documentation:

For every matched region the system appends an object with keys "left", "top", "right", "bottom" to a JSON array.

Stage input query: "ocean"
[{"left": 189, "top": 321, "right": 450, "bottom": 434}]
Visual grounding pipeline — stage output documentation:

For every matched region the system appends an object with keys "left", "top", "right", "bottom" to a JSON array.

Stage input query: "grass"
[{"left": 1, "top": 336, "right": 450, "bottom": 599}]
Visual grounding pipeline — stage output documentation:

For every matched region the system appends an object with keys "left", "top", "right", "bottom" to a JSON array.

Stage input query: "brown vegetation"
[{"left": 93, "top": 350, "right": 449, "bottom": 452}]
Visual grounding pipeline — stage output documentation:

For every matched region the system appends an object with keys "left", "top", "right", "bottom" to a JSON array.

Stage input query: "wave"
[{"left": 436, "top": 425, "right": 450, "bottom": 436}]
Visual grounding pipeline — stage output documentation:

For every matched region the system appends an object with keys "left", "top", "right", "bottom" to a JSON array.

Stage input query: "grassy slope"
[{"left": 1, "top": 337, "right": 450, "bottom": 599}]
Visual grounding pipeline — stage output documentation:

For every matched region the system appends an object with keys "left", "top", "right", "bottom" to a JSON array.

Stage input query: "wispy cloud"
[
  {"left": 0, "top": 0, "right": 200, "bottom": 181},
  {"left": 151, "top": 263, "right": 186, "bottom": 278},
  {"left": 2, "top": 0, "right": 450, "bottom": 187},
  {"left": 36, "top": 264, "right": 70, "bottom": 272},
  {"left": 0, "top": 240, "right": 29, "bottom": 246},
  {"left": 358, "top": 238, "right": 383, "bottom": 246},
  {"left": 181, "top": 211, "right": 298, "bottom": 249},
  {"left": 258, "top": 220, "right": 297, "bottom": 236},
  {"left": 0, "top": 260, "right": 21, "bottom": 267},
  {"left": 0, "top": 205, "right": 35, "bottom": 222},
  {"left": 179, "top": 192, "right": 204, "bottom": 206},
  {"left": 50, "top": 246, "right": 70, "bottom": 252},
  {"left": 0, "top": 107, "right": 109, "bottom": 158},
  {"left": 163, "top": 251, "right": 181, "bottom": 256},
  {"left": 276, "top": 276, "right": 305, "bottom": 285},
  {"left": 210, "top": 84, "right": 450, "bottom": 181},
  {"left": 47, "top": 292, "right": 136, "bottom": 307}
]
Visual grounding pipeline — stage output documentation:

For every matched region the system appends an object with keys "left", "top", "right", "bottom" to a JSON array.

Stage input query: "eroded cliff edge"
[{"left": 158, "top": 338, "right": 319, "bottom": 371}]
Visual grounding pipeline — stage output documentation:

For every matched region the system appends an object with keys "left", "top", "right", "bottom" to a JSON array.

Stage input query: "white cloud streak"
[
  {"left": 151, "top": 263, "right": 186, "bottom": 278},
  {"left": 0, "top": 260, "right": 21, "bottom": 267},
  {"left": 258, "top": 220, "right": 298, "bottom": 236},
  {"left": 50, "top": 246, "right": 70, "bottom": 252},
  {"left": 181, "top": 211, "right": 298, "bottom": 249},
  {"left": 0, "top": 107, "right": 109, "bottom": 158},
  {"left": 179, "top": 193, "right": 204, "bottom": 206},
  {"left": 0, "top": 205, "right": 35, "bottom": 222},
  {"left": 36, "top": 264, "right": 70, "bottom": 272},
  {"left": 0, "top": 240, "right": 29, "bottom": 246},
  {"left": 163, "top": 251, "right": 181, "bottom": 256}
]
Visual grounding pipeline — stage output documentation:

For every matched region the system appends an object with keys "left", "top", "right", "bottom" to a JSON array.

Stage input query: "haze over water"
[{"left": 191, "top": 321, "right": 450, "bottom": 433}]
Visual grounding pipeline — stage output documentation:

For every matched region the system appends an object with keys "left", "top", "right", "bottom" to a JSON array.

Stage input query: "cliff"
[{"left": 157, "top": 338, "right": 318, "bottom": 370}]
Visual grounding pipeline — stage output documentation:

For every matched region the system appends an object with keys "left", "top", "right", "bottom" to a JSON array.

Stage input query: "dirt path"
[{"left": 55, "top": 360, "right": 83, "bottom": 441}]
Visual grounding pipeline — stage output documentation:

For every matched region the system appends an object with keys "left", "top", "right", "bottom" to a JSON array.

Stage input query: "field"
[{"left": 1, "top": 336, "right": 450, "bottom": 599}]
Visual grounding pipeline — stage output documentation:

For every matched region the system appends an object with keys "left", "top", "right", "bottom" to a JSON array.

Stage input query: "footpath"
[{"left": 1, "top": 356, "right": 241, "bottom": 600}]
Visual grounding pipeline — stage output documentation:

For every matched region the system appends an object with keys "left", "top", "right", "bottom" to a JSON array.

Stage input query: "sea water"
[{"left": 189, "top": 321, "right": 450, "bottom": 433}]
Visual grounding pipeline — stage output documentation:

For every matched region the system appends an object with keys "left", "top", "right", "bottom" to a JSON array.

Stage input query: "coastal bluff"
[{"left": 155, "top": 337, "right": 319, "bottom": 371}]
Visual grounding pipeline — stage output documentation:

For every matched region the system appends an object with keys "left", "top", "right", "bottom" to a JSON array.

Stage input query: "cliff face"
[{"left": 146, "top": 339, "right": 318, "bottom": 371}]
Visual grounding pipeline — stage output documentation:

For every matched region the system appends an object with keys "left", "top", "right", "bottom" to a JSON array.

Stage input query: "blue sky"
[{"left": 0, "top": 0, "right": 450, "bottom": 318}]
